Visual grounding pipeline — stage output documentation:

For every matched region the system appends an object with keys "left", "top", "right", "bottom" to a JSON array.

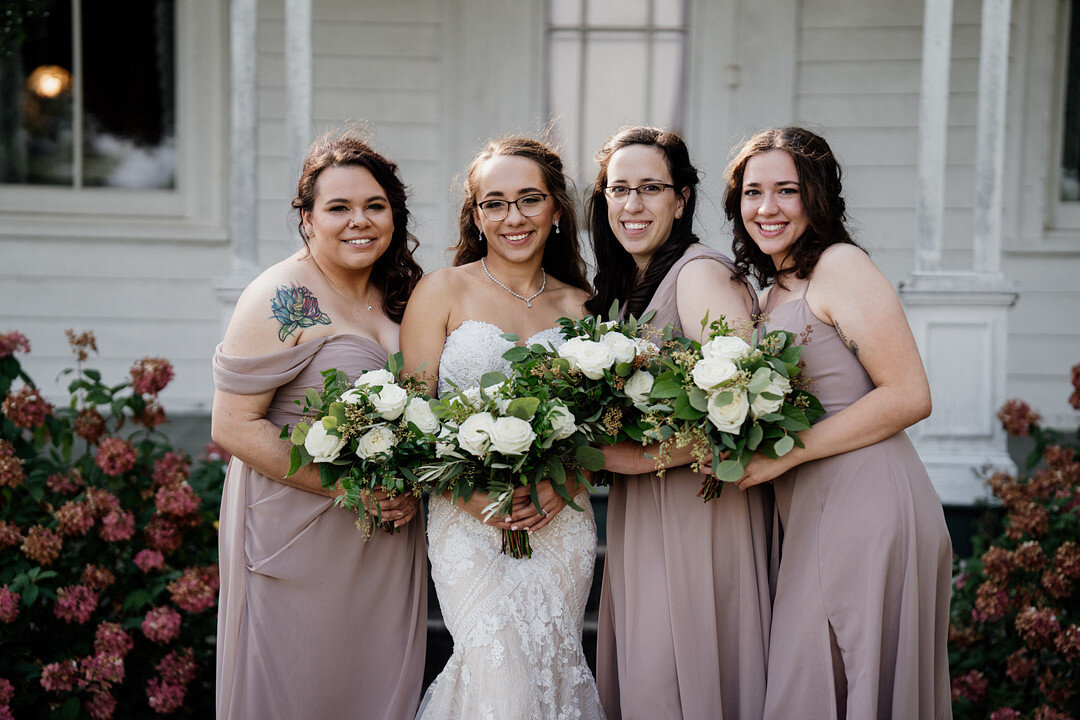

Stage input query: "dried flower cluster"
[{"left": 949, "top": 369, "right": 1080, "bottom": 719}]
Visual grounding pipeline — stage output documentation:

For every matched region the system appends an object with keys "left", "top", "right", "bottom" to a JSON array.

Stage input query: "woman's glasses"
[{"left": 476, "top": 193, "right": 549, "bottom": 222}]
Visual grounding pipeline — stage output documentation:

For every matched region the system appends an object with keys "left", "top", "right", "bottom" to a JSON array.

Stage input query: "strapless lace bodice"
[
  {"left": 437, "top": 320, "right": 565, "bottom": 397},
  {"left": 419, "top": 318, "right": 605, "bottom": 720}
]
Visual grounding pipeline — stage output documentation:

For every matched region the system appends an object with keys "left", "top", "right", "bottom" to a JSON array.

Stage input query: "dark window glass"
[{"left": 1062, "top": 0, "right": 1080, "bottom": 201}]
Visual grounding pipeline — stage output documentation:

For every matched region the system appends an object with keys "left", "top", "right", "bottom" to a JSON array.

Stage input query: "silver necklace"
[
  {"left": 481, "top": 256, "right": 546, "bottom": 308},
  {"left": 311, "top": 256, "right": 373, "bottom": 311}
]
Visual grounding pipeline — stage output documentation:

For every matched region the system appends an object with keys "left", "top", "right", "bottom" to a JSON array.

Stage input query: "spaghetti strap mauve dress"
[
  {"left": 213, "top": 335, "right": 427, "bottom": 720},
  {"left": 596, "top": 243, "right": 773, "bottom": 720},
  {"left": 761, "top": 284, "right": 952, "bottom": 720}
]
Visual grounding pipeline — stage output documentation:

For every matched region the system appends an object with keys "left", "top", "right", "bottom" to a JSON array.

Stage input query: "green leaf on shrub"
[
  {"left": 24, "top": 584, "right": 39, "bottom": 605},
  {"left": 60, "top": 697, "right": 80, "bottom": 720},
  {"left": 123, "top": 589, "right": 151, "bottom": 612}
]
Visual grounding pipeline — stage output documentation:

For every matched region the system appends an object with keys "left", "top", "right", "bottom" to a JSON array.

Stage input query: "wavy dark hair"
[
  {"left": 452, "top": 136, "right": 590, "bottom": 293},
  {"left": 585, "top": 126, "right": 701, "bottom": 318},
  {"left": 723, "top": 126, "right": 861, "bottom": 289},
  {"left": 292, "top": 129, "right": 423, "bottom": 323}
]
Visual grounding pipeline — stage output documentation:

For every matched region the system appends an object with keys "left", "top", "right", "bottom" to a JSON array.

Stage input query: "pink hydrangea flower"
[
  {"left": 145, "top": 516, "right": 182, "bottom": 553},
  {"left": 0, "top": 677, "right": 12, "bottom": 705},
  {"left": 1, "top": 386, "right": 53, "bottom": 429},
  {"left": 21, "top": 525, "right": 62, "bottom": 565},
  {"left": 0, "top": 440, "right": 25, "bottom": 489},
  {"left": 155, "top": 483, "right": 200, "bottom": 517},
  {"left": 0, "top": 586, "right": 19, "bottom": 623},
  {"left": 54, "top": 585, "right": 98, "bottom": 624},
  {"left": 146, "top": 677, "right": 187, "bottom": 714},
  {"left": 45, "top": 470, "right": 84, "bottom": 495},
  {"left": 156, "top": 647, "right": 196, "bottom": 686},
  {"left": 55, "top": 500, "right": 95, "bottom": 537},
  {"left": 0, "top": 331, "right": 31, "bottom": 358},
  {"left": 40, "top": 659, "right": 79, "bottom": 692},
  {"left": 94, "top": 622, "right": 133, "bottom": 658},
  {"left": 81, "top": 565, "right": 116, "bottom": 591},
  {"left": 168, "top": 566, "right": 219, "bottom": 613},
  {"left": 80, "top": 652, "right": 125, "bottom": 687},
  {"left": 85, "top": 488, "right": 120, "bottom": 518},
  {"left": 990, "top": 710, "right": 1022, "bottom": 720},
  {"left": 997, "top": 399, "right": 1041, "bottom": 437},
  {"left": 94, "top": 437, "right": 137, "bottom": 476},
  {"left": 74, "top": 407, "right": 108, "bottom": 445},
  {"left": 142, "top": 606, "right": 182, "bottom": 644},
  {"left": 134, "top": 549, "right": 166, "bottom": 573},
  {"left": 152, "top": 452, "right": 190, "bottom": 488},
  {"left": 0, "top": 522, "right": 22, "bottom": 551},
  {"left": 98, "top": 508, "right": 135, "bottom": 542},
  {"left": 85, "top": 690, "right": 116, "bottom": 720},
  {"left": 950, "top": 669, "right": 987, "bottom": 704},
  {"left": 130, "top": 357, "right": 174, "bottom": 397}
]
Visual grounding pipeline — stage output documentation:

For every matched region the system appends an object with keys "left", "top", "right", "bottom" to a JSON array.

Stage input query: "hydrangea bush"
[
  {"left": 0, "top": 330, "right": 226, "bottom": 719},
  {"left": 949, "top": 363, "right": 1080, "bottom": 720}
]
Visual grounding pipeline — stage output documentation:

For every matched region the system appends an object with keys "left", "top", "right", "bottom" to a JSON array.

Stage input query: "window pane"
[
  {"left": 653, "top": 0, "right": 685, "bottom": 28},
  {"left": 549, "top": 0, "right": 581, "bottom": 25},
  {"left": 549, "top": 30, "right": 583, "bottom": 176},
  {"left": 586, "top": 0, "right": 647, "bottom": 27},
  {"left": 649, "top": 31, "right": 685, "bottom": 129},
  {"left": 583, "top": 33, "right": 649, "bottom": 161},
  {"left": 81, "top": 0, "right": 175, "bottom": 188},
  {"left": 0, "top": 0, "right": 75, "bottom": 185},
  {"left": 1062, "top": 0, "right": 1080, "bottom": 202}
]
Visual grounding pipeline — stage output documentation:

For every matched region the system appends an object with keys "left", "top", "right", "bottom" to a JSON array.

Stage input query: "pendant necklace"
[
  {"left": 311, "top": 256, "right": 373, "bottom": 311},
  {"left": 481, "top": 256, "right": 546, "bottom": 308}
]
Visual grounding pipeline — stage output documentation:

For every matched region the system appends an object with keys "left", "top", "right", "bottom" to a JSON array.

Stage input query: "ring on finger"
[{"left": 539, "top": 508, "right": 549, "bottom": 518}]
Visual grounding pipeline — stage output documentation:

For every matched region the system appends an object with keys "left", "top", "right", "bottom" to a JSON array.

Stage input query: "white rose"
[
  {"left": 624, "top": 369, "right": 655, "bottom": 404},
  {"left": 707, "top": 388, "right": 750, "bottom": 434},
  {"left": 557, "top": 337, "right": 589, "bottom": 365},
  {"left": 701, "top": 335, "right": 752, "bottom": 363},
  {"left": 354, "top": 368, "right": 395, "bottom": 387},
  {"left": 370, "top": 383, "right": 408, "bottom": 421},
  {"left": 356, "top": 424, "right": 396, "bottom": 459},
  {"left": 458, "top": 412, "right": 495, "bottom": 457},
  {"left": 488, "top": 416, "right": 537, "bottom": 455},
  {"left": 548, "top": 402, "right": 578, "bottom": 441},
  {"left": 570, "top": 340, "right": 616, "bottom": 380},
  {"left": 339, "top": 388, "right": 365, "bottom": 405},
  {"left": 600, "top": 331, "right": 638, "bottom": 365},
  {"left": 691, "top": 356, "right": 739, "bottom": 392},
  {"left": 303, "top": 420, "right": 347, "bottom": 463},
  {"left": 404, "top": 397, "right": 439, "bottom": 433},
  {"left": 461, "top": 386, "right": 484, "bottom": 408},
  {"left": 750, "top": 373, "right": 792, "bottom": 419},
  {"left": 435, "top": 426, "right": 456, "bottom": 458}
]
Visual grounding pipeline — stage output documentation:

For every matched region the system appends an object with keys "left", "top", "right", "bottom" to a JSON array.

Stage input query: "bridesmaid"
[
  {"left": 725, "top": 127, "right": 952, "bottom": 719},
  {"left": 590, "top": 126, "right": 772, "bottom": 720},
  {"left": 211, "top": 130, "right": 427, "bottom": 720}
]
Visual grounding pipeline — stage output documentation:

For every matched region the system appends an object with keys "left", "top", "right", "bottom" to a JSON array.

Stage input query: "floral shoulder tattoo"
[{"left": 270, "top": 284, "right": 331, "bottom": 342}]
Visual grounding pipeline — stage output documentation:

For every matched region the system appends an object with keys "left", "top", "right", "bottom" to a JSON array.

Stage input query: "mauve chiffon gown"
[
  {"left": 596, "top": 243, "right": 773, "bottom": 720},
  {"left": 213, "top": 335, "right": 427, "bottom": 720},
  {"left": 761, "top": 281, "right": 953, "bottom": 719}
]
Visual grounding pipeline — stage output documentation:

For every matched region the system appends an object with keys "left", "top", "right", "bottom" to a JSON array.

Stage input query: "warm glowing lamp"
[{"left": 27, "top": 65, "right": 72, "bottom": 99}]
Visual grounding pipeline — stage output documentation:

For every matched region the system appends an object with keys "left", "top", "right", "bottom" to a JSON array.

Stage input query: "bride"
[{"left": 401, "top": 136, "right": 605, "bottom": 720}]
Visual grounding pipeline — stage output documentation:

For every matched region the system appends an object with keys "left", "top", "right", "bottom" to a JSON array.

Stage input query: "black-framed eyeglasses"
[
  {"left": 475, "top": 193, "right": 550, "bottom": 222},
  {"left": 603, "top": 183, "right": 676, "bottom": 202}
]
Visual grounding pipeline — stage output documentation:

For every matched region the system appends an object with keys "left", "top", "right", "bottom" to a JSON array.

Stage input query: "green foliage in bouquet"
[
  {"left": 643, "top": 315, "right": 823, "bottom": 499},
  {"left": 0, "top": 330, "right": 225, "bottom": 719},
  {"left": 948, "top": 365, "right": 1080, "bottom": 720},
  {"left": 281, "top": 352, "right": 436, "bottom": 536},
  {"left": 419, "top": 370, "right": 605, "bottom": 558}
]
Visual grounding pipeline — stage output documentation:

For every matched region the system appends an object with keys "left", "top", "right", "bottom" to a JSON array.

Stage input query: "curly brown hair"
[
  {"left": 585, "top": 126, "right": 701, "bottom": 318},
  {"left": 723, "top": 126, "right": 861, "bottom": 289},
  {"left": 291, "top": 128, "right": 423, "bottom": 323},
  {"left": 452, "top": 136, "right": 591, "bottom": 292}
]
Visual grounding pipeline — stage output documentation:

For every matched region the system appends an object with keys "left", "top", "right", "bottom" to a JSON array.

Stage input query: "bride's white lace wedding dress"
[{"left": 416, "top": 320, "right": 605, "bottom": 720}]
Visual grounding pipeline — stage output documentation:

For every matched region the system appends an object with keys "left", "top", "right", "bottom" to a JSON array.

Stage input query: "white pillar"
[
  {"left": 899, "top": 0, "right": 1018, "bottom": 506},
  {"left": 914, "top": 0, "right": 953, "bottom": 273},
  {"left": 214, "top": 0, "right": 260, "bottom": 334},
  {"left": 972, "top": 0, "right": 1011, "bottom": 275},
  {"left": 285, "top": 0, "right": 313, "bottom": 229}
]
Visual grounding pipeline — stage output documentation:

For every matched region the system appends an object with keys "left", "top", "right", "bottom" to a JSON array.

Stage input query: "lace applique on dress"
[{"left": 417, "top": 320, "right": 605, "bottom": 720}]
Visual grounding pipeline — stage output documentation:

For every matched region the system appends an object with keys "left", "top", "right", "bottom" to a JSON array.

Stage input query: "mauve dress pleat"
[
  {"left": 761, "top": 289, "right": 952, "bottom": 720},
  {"left": 213, "top": 335, "right": 427, "bottom": 720},
  {"left": 597, "top": 244, "right": 773, "bottom": 720}
]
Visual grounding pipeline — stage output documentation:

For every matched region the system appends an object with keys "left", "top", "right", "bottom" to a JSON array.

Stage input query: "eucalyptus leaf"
[
  {"left": 480, "top": 372, "right": 508, "bottom": 388},
  {"left": 290, "top": 423, "right": 310, "bottom": 444},
  {"left": 717, "top": 459, "right": 744, "bottom": 483},
  {"left": 747, "top": 422, "right": 764, "bottom": 450},
  {"left": 774, "top": 434, "right": 795, "bottom": 456},
  {"left": 688, "top": 386, "right": 709, "bottom": 412},
  {"left": 305, "top": 387, "right": 322, "bottom": 410},
  {"left": 506, "top": 396, "right": 541, "bottom": 420},
  {"left": 650, "top": 378, "right": 683, "bottom": 398},
  {"left": 574, "top": 445, "right": 607, "bottom": 471}
]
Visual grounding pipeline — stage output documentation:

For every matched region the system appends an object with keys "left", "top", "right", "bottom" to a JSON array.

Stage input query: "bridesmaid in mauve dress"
[
  {"left": 724, "top": 127, "right": 952, "bottom": 719},
  {"left": 211, "top": 130, "right": 426, "bottom": 720},
  {"left": 588, "top": 126, "right": 772, "bottom": 720}
]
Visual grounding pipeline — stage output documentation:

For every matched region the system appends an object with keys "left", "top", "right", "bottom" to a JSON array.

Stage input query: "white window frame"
[
  {"left": 1050, "top": 0, "right": 1080, "bottom": 230},
  {"left": 0, "top": 0, "right": 228, "bottom": 242}
]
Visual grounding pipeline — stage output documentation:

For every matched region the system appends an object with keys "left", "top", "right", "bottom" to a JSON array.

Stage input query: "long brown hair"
[
  {"left": 452, "top": 136, "right": 591, "bottom": 292},
  {"left": 292, "top": 129, "right": 423, "bottom": 322},
  {"left": 585, "top": 126, "right": 702, "bottom": 318},
  {"left": 723, "top": 126, "right": 861, "bottom": 289}
]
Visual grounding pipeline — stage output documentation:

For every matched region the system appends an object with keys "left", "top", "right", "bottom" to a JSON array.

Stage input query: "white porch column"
[
  {"left": 899, "top": 0, "right": 1018, "bottom": 506},
  {"left": 214, "top": 0, "right": 260, "bottom": 334},
  {"left": 285, "top": 0, "right": 313, "bottom": 229}
]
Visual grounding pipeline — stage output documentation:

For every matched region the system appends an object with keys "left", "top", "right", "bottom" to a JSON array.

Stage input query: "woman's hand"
[
  {"left": 362, "top": 489, "right": 422, "bottom": 528},
  {"left": 736, "top": 452, "right": 795, "bottom": 491},
  {"left": 451, "top": 487, "right": 531, "bottom": 530},
  {"left": 515, "top": 479, "right": 581, "bottom": 534}
]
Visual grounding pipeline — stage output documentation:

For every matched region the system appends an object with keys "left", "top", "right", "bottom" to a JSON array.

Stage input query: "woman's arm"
[
  {"left": 399, "top": 270, "right": 454, "bottom": 396},
  {"left": 737, "top": 244, "right": 931, "bottom": 489}
]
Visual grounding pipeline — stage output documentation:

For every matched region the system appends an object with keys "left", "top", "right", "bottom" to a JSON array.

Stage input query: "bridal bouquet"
[
  {"left": 418, "top": 373, "right": 605, "bottom": 558},
  {"left": 500, "top": 302, "right": 666, "bottom": 445},
  {"left": 642, "top": 316, "right": 824, "bottom": 500},
  {"left": 281, "top": 352, "right": 439, "bottom": 535}
]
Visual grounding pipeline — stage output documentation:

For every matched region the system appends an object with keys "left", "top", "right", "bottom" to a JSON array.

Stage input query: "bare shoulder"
[
  {"left": 678, "top": 255, "right": 738, "bottom": 285},
  {"left": 222, "top": 253, "right": 324, "bottom": 355},
  {"left": 542, "top": 276, "right": 590, "bottom": 317},
  {"left": 410, "top": 264, "right": 468, "bottom": 300},
  {"left": 814, "top": 243, "right": 879, "bottom": 279}
]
